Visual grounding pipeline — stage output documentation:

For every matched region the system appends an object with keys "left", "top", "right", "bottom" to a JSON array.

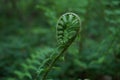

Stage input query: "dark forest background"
[{"left": 0, "top": 0, "right": 120, "bottom": 80}]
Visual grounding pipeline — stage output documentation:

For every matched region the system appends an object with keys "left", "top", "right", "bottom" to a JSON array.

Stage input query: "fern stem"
[
  {"left": 41, "top": 31, "right": 79, "bottom": 80},
  {"left": 42, "top": 12, "right": 81, "bottom": 80}
]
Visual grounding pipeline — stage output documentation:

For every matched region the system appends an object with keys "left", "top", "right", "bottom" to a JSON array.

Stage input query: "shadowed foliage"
[{"left": 0, "top": 0, "right": 120, "bottom": 80}]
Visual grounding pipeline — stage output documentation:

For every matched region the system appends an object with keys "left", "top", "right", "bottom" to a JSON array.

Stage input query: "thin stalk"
[{"left": 41, "top": 32, "right": 79, "bottom": 80}]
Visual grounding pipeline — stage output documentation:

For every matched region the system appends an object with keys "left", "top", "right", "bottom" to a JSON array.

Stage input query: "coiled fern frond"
[
  {"left": 56, "top": 12, "right": 81, "bottom": 49},
  {"left": 11, "top": 12, "right": 81, "bottom": 80},
  {"left": 42, "top": 12, "right": 81, "bottom": 80}
]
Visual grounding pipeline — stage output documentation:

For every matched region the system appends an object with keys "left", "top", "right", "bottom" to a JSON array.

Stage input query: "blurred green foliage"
[{"left": 0, "top": 0, "right": 120, "bottom": 80}]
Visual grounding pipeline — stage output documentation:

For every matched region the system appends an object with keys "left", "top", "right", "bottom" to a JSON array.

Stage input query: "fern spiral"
[
  {"left": 56, "top": 12, "right": 81, "bottom": 48},
  {"left": 42, "top": 12, "right": 81, "bottom": 80}
]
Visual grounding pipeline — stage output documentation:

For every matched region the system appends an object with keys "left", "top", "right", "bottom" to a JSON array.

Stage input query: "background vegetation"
[{"left": 0, "top": 0, "right": 120, "bottom": 80}]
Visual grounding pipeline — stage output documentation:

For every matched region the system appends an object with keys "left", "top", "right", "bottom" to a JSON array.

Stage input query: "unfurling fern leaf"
[
  {"left": 42, "top": 12, "right": 81, "bottom": 80},
  {"left": 56, "top": 12, "right": 81, "bottom": 49},
  {"left": 13, "top": 12, "right": 81, "bottom": 80}
]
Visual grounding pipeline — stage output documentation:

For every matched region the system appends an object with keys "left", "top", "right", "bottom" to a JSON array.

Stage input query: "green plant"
[
  {"left": 42, "top": 12, "right": 81, "bottom": 80},
  {"left": 11, "top": 12, "right": 81, "bottom": 80},
  {"left": 1, "top": 0, "right": 120, "bottom": 80},
  {"left": 10, "top": 47, "right": 55, "bottom": 80}
]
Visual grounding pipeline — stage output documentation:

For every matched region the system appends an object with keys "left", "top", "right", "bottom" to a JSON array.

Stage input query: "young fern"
[
  {"left": 57, "top": 12, "right": 81, "bottom": 49},
  {"left": 12, "top": 12, "right": 81, "bottom": 80},
  {"left": 42, "top": 12, "right": 81, "bottom": 80}
]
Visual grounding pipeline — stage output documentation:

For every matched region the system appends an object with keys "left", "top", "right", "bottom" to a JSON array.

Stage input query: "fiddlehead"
[
  {"left": 57, "top": 12, "right": 81, "bottom": 49},
  {"left": 42, "top": 12, "right": 81, "bottom": 80}
]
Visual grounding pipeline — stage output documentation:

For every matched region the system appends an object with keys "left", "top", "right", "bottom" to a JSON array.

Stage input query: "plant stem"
[{"left": 41, "top": 32, "right": 78, "bottom": 80}]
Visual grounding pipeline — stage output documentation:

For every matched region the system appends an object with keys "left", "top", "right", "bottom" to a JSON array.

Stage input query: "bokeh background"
[{"left": 0, "top": 0, "right": 120, "bottom": 80}]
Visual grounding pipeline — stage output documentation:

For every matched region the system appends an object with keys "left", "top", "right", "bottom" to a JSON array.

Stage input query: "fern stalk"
[
  {"left": 42, "top": 12, "right": 81, "bottom": 80},
  {"left": 42, "top": 30, "right": 79, "bottom": 80}
]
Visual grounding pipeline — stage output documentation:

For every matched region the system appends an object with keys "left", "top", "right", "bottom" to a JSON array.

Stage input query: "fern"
[
  {"left": 57, "top": 12, "right": 81, "bottom": 49},
  {"left": 12, "top": 12, "right": 81, "bottom": 80},
  {"left": 42, "top": 12, "right": 81, "bottom": 80},
  {"left": 13, "top": 47, "right": 56, "bottom": 80}
]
